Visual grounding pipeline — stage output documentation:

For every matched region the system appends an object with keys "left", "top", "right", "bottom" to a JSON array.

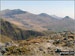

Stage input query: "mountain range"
[{"left": 0, "top": 9, "right": 75, "bottom": 32}]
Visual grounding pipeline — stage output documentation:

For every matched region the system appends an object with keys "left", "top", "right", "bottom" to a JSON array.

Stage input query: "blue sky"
[{"left": 1, "top": 1, "right": 74, "bottom": 18}]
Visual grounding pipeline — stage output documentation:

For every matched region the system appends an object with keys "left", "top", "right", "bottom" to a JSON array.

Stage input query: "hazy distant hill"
[
  {"left": 0, "top": 19, "right": 44, "bottom": 40},
  {"left": 0, "top": 9, "right": 75, "bottom": 32},
  {"left": 44, "top": 16, "right": 75, "bottom": 32}
]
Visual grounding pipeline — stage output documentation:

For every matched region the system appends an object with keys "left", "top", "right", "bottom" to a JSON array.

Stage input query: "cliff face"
[{"left": 0, "top": 19, "right": 44, "bottom": 40}]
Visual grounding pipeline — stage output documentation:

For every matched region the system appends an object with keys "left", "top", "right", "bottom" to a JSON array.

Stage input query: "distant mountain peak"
[
  {"left": 12, "top": 9, "right": 26, "bottom": 12},
  {"left": 39, "top": 13, "right": 50, "bottom": 17},
  {"left": 39, "top": 13, "right": 58, "bottom": 20},
  {"left": 63, "top": 16, "right": 72, "bottom": 20},
  {"left": 11, "top": 9, "right": 27, "bottom": 14},
  {"left": 1, "top": 9, "right": 27, "bottom": 16},
  {"left": 64, "top": 16, "right": 70, "bottom": 18},
  {"left": 12, "top": 9, "right": 22, "bottom": 11}
]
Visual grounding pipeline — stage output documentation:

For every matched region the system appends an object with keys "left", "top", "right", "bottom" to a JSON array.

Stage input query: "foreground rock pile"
[{"left": 0, "top": 31, "right": 75, "bottom": 56}]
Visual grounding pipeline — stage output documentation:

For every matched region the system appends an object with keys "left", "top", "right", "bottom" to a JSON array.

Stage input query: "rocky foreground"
[{"left": 0, "top": 31, "right": 75, "bottom": 56}]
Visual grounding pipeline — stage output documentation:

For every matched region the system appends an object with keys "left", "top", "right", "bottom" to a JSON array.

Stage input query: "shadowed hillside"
[{"left": 0, "top": 19, "right": 44, "bottom": 40}]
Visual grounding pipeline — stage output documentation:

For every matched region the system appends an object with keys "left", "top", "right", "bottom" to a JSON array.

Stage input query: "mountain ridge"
[{"left": 0, "top": 9, "right": 75, "bottom": 32}]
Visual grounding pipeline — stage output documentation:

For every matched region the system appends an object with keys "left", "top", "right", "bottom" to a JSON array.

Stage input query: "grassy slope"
[{"left": 0, "top": 35, "right": 12, "bottom": 43}]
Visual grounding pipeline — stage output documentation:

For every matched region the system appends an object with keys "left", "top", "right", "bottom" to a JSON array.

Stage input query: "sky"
[{"left": 1, "top": 1, "right": 74, "bottom": 19}]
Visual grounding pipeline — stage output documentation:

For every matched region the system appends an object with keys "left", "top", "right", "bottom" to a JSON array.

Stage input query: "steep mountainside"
[
  {"left": 0, "top": 9, "right": 75, "bottom": 32},
  {"left": 0, "top": 19, "right": 44, "bottom": 40}
]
